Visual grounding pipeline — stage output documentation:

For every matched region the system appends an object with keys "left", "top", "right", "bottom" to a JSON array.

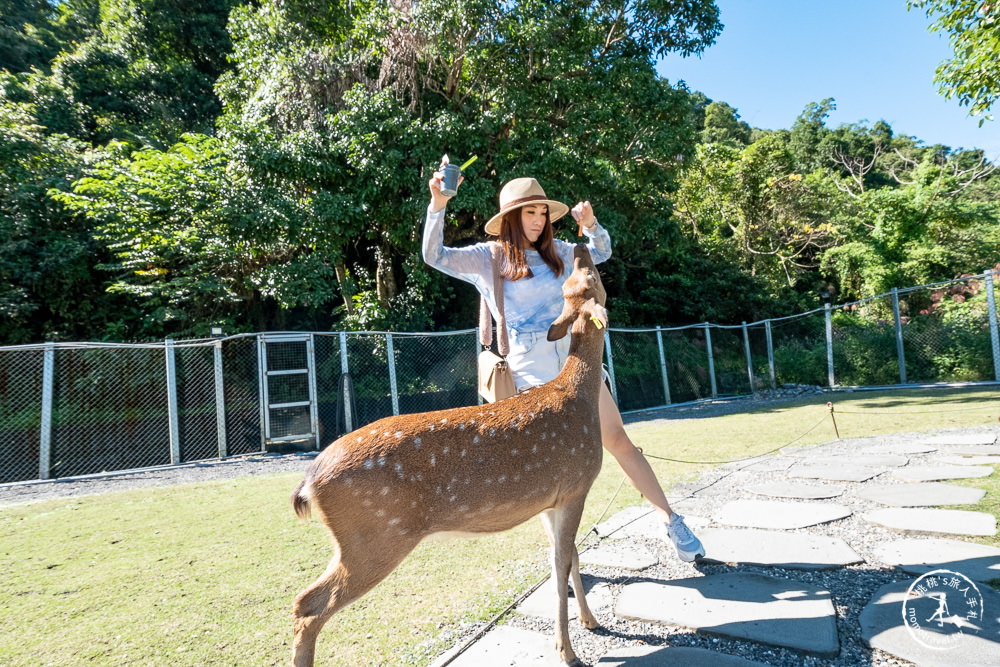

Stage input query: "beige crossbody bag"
[{"left": 477, "top": 243, "right": 516, "bottom": 402}]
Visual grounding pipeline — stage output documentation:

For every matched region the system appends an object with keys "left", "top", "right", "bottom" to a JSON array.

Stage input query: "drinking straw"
[{"left": 459, "top": 155, "right": 478, "bottom": 171}]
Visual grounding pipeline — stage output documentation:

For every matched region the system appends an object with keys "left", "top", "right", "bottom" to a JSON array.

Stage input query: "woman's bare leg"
[
  {"left": 597, "top": 383, "right": 674, "bottom": 521},
  {"left": 598, "top": 383, "right": 705, "bottom": 561}
]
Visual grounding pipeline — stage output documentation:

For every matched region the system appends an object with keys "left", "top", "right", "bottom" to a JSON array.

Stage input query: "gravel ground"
[{"left": 2, "top": 394, "right": 996, "bottom": 667}]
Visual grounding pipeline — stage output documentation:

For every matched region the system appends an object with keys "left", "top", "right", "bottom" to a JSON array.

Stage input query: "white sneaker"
[{"left": 664, "top": 513, "right": 705, "bottom": 562}]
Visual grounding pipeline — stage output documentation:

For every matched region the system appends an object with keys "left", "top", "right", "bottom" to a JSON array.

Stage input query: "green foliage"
[
  {"left": 910, "top": 0, "right": 1000, "bottom": 123},
  {"left": 0, "top": 98, "right": 126, "bottom": 342},
  {"left": 674, "top": 133, "right": 841, "bottom": 291},
  {"left": 701, "top": 100, "right": 751, "bottom": 146}
]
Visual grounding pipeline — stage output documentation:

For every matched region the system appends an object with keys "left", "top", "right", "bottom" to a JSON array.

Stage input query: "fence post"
[
  {"left": 825, "top": 303, "right": 835, "bottom": 388},
  {"left": 891, "top": 287, "right": 907, "bottom": 384},
  {"left": 705, "top": 323, "right": 717, "bottom": 398},
  {"left": 213, "top": 339, "right": 227, "bottom": 458},
  {"left": 985, "top": 270, "right": 1000, "bottom": 382},
  {"left": 39, "top": 342, "right": 55, "bottom": 480},
  {"left": 256, "top": 335, "right": 267, "bottom": 452},
  {"left": 764, "top": 320, "right": 776, "bottom": 390},
  {"left": 386, "top": 333, "right": 400, "bottom": 416},
  {"left": 742, "top": 321, "right": 754, "bottom": 392},
  {"left": 655, "top": 326, "right": 671, "bottom": 405},
  {"left": 339, "top": 332, "right": 353, "bottom": 433},
  {"left": 307, "top": 334, "right": 320, "bottom": 450},
  {"left": 475, "top": 328, "right": 484, "bottom": 406},
  {"left": 604, "top": 330, "right": 618, "bottom": 404},
  {"left": 165, "top": 339, "right": 180, "bottom": 464}
]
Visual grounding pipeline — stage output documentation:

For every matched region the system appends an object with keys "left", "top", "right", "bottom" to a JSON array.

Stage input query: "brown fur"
[{"left": 290, "top": 245, "right": 609, "bottom": 666}]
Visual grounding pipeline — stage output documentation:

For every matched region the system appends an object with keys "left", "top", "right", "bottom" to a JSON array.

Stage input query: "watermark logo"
[{"left": 902, "top": 569, "right": 984, "bottom": 649}]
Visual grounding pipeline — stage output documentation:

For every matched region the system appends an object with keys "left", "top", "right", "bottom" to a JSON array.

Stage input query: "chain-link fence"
[{"left": 3, "top": 270, "right": 998, "bottom": 484}]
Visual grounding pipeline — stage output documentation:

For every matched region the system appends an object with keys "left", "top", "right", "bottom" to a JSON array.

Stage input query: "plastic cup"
[{"left": 440, "top": 163, "right": 461, "bottom": 197}]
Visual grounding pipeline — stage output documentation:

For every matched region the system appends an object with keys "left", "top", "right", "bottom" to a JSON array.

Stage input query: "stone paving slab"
[
  {"left": 863, "top": 508, "right": 997, "bottom": 536},
  {"left": 861, "top": 442, "right": 938, "bottom": 455},
  {"left": 780, "top": 443, "right": 850, "bottom": 457},
  {"left": 721, "top": 456, "right": 795, "bottom": 472},
  {"left": 787, "top": 463, "right": 886, "bottom": 482},
  {"left": 579, "top": 541, "right": 659, "bottom": 571},
  {"left": 855, "top": 481, "right": 986, "bottom": 507},
  {"left": 594, "top": 645, "right": 773, "bottom": 666},
  {"left": 860, "top": 578, "right": 1000, "bottom": 667},
  {"left": 746, "top": 480, "right": 846, "bottom": 499},
  {"left": 615, "top": 573, "right": 839, "bottom": 656},
  {"left": 873, "top": 537, "right": 1000, "bottom": 584},
  {"left": 430, "top": 625, "right": 563, "bottom": 667},
  {"left": 699, "top": 527, "right": 863, "bottom": 570},
  {"left": 809, "top": 454, "right": 910, "bottom": 468},
  {"left": 715, "top": 499, "right": 852, "bottom": 530},
  {"left": 914, "top": 433, "right": 997, "bottom": 447},
  {"left": 939, "top": 443, "right": 1000, "bottom": 457},
  {"left": 515, "top": 573, "right": 614, "bottom": 620},
  {"left": 892, "top": 464, "right": 993, "bottom": 482},
  {"left": 935, "top": 455, "right": 1000, "bottom": 466}
]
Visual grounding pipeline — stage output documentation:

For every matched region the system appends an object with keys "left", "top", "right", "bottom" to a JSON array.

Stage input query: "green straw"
[{"left": 459, "top": 155, "right": 478, "bottom": 171}]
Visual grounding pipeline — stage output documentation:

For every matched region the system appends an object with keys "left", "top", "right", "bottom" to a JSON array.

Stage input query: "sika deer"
[{"left": 290, "top": 245, "right": 608, "bottom": 666}]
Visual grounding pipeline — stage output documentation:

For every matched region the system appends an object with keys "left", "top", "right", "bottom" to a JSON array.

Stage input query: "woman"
[{"left": 422, "top": 165, "right": 704, "bottom": 562}]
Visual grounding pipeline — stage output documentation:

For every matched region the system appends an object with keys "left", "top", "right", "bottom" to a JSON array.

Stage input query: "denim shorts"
[{"left": 506, "top": 330, "right": 572, "bottom": 391}]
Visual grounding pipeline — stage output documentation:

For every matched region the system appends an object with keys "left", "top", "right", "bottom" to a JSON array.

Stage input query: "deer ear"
[
  {"left": 570, "top": 299, "right": 607, "bottom": 335},
  {"left": 547, "top": 302, "right": 575, "bottom": 341},
  {"left": 583, "top": 300, "right": 608, "bottom": 329}
]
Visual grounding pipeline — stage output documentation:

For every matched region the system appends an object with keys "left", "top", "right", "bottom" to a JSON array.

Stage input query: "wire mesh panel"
[
  {"left": 341, "top": 333, "right": 393, "bottom": 433},
  {"left": 392, "top": 331, "right": 477, "bottom": 417},
  {"left": 606, "top": 329, "right": 666, "bottom": 412},
  {"left": 51, "top": 346, "right": 170, "bottom": 478},
  {"left": 175, "top": 344, "right": 218, "bottom": 462},
  {"left": 746, "top": 323, "right": 772, "bottom": 391},
  {"left": 898, "top": 280, "right": 994, "bottom": 383},
  {"left": 831, "top": 297, "right": 901, "bottom": 386},
  {"left": 0, "top": 348, "right": 43, "bottom": 483},
  {"left": 769, "top": 312, "right": 828, "bottom": 387},
  {"left": 222, "top": 336, "right": 262, "bottom": 456},
  {"left": 313, "top": 333, "right": 343, "bottom": 445},
  {"left": 710, "top": 326, "right": 752, "bottom": 396},
  {"left": 660, "top": 327, "right": 712, "bottom": 404}
]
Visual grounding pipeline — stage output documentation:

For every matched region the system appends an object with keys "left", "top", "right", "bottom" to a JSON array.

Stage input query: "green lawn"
[{"left": 1, "top": 387, "right": 997, "bottom": 665}]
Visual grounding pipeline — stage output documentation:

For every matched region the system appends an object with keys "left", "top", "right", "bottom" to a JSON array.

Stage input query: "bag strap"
[{"left": 479, "top": 242, "right": 509, "bottom": 356}]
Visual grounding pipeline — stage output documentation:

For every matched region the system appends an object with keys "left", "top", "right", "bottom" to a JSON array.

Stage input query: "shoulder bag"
[{"left": 477, "top": 242, "right": 516, "bottom": 402}]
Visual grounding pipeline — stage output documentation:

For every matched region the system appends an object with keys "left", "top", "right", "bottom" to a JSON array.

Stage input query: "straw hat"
[{"left": 484, "top": 177, "right": 570, "bottom": 236}]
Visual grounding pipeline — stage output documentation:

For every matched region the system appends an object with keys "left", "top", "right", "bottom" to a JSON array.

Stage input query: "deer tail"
[{"left": 291, "top": 477, "right": 313, "bottom": 520}]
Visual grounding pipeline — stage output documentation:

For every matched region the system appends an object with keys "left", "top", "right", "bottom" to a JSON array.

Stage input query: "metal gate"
[{"left": 257, "top": 334, "right": 320, "bottom": 449}]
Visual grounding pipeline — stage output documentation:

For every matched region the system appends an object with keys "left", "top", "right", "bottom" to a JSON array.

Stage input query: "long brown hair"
[{"left": 497, "top": 208, "right": 564, "bottom": 281}]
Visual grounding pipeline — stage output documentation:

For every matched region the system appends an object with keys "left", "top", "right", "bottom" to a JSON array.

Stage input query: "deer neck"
[{"left": 555, "top": 330, "right": 605, "bottom": 398}]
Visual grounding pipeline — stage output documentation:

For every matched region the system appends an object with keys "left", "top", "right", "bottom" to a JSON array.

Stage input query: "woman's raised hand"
[
  {"left": 570, "top": 201, "right": 596, "bottom": 231},
  {"left": 428, "top": 156, "right": 462, "bottom": 213}
]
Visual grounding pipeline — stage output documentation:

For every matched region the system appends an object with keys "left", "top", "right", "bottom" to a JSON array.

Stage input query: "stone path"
[{"left": 430, "top": 429, "right": 1000, "bottom": 667}]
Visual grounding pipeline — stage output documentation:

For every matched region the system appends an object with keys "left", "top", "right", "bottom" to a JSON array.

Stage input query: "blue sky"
[{"left": 657, "top": 0, "right": 999, "bottom": 159}]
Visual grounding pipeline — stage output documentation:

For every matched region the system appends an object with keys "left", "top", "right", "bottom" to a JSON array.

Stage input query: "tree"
[
  {"left": 0, "top": 0, "right": 99, "bottom": 74},
  {"left": 788, "top": 98, "right": 835, "bottom": 172},
  {"left": 909, "top": 0, "right": 1000, "bottom": 123},
  {"left": 700, "top": 100, "right": 751, "bottom": 145},
  {"left": 10, "top": 0, "right": 238, "bottom": 147},
  {"left": 0, "top": 97, "right": 123, "bottom": 342},
  {"left": 211, "top": 0, "right": 723, "bottom": 330},
  {"left": 674, "top": 134, "right": 841, "bottom": 289}
]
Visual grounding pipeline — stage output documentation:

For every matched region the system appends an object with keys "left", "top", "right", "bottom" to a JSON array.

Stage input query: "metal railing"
[{"left": 2, "top": 269, "right": 997, "bottom": 484}]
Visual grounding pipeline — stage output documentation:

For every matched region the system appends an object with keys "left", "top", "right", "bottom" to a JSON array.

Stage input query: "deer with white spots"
[{"left": 290, "top": 245, "right": 608, "bottom": 667}]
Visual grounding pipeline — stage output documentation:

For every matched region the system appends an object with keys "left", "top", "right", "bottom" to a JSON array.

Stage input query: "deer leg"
[
  {"left": 291, "top": 536, "right": 418, "bottom": 667},
  {"left": 569, "top": 544, "right": 598, "bottom": 629},
  {"left": 540, "top": 497, "right": 593, "bottom": 666}
]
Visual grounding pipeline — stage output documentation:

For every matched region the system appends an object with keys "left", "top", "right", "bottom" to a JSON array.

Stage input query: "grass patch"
[{"left": 1, "top": 387, "right": 998, "bottom": 665}]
